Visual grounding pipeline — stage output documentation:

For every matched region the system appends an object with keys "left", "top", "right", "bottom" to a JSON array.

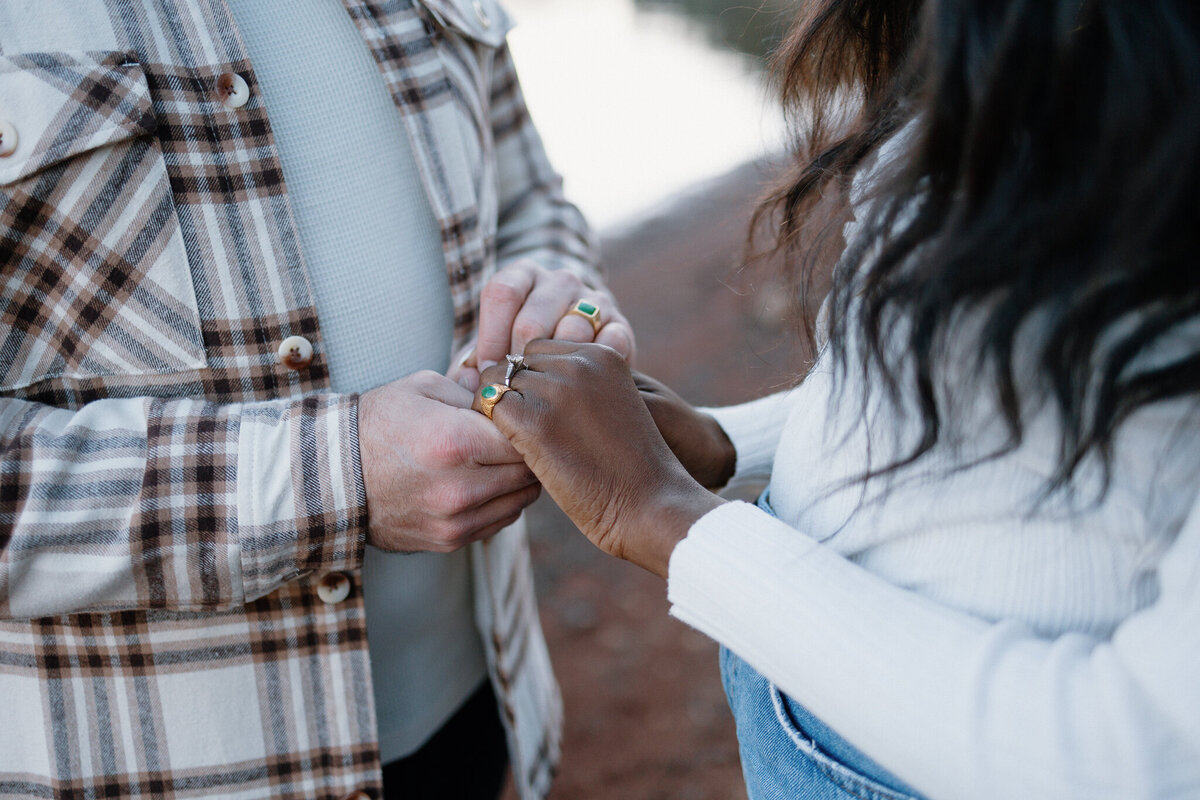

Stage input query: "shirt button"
[
  {"left": 277, "top": 335, "right": 313, "bottom": 370},
  {"left": 217, "top": 72, "right": 250, "bottom": 109},
  {"left": 0, "top": 120, "right": 17, "bottom": 157},
  {"left": 472, "top": 0, "right": 491, "bottom": 28},
  {"left": 317, "top": 572, "right": 352, "bottom": 605}
]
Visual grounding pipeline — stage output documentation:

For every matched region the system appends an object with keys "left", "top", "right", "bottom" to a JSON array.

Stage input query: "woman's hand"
[
  {"left": 634, "top": 372, "right": 736, "bottom": 491},
  {"left": 473, "top": 340, "right": 723, "bottom": 578}
]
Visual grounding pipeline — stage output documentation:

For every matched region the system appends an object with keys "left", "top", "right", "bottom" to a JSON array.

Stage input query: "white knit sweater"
[{"left": 669, "top": 290, "right": 1200, "bottom": 798}]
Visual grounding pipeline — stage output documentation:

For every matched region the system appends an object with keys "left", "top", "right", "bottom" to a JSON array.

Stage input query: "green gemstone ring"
[
  {"left": 479, "top": 383, "right": 512, "bottom": 419},
  {"left": 565, "top": 299, "right": 602, "bottom": 335}
]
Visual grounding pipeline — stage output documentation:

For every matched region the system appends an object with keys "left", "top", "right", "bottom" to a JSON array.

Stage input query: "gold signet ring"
[{"left": 565, "top": 300, "right": 602, "bottom": 335}]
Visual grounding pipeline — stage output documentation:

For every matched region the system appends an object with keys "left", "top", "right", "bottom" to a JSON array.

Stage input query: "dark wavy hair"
[{"left": 756, "top": 0, "right": 1200, "bottom": 489}]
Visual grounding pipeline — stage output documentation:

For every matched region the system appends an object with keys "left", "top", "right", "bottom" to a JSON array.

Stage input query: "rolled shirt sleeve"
[{"left": 0, "top": 391, "right": 367, "bottom": 618}]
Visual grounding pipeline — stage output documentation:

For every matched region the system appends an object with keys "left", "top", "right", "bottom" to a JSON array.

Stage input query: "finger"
[
  {"left": 551, "top": 300, "right": 602, "bottom": 343},
  {"left": 472, "top": 368, "right": 549, "bottom": 439},
  {"left": 594, "top": 320, "right": 636, "bottom": 362},
  {"left": 450, "top": 461, "right": 540, "bottom": 510},
  {"left": 454, "top": 366, "right": 481, "bottom": 393},
  {"left": 465, "top": 510, "right": 524, "bottom": 545},
  {"left": 473, "top": 341, "right": 591, "bottom": 417},
  {"left": 408, "top": 370, "right": 477, "bottom": 408},
  {"left": 460, "top": 483, "right": 543, "bottom": 544},
  {"left": 424, "top": 482, "right": 542, "bottom": 553},
  {"left": 475, "top": 364, "right": 509, "bottom": 393},
  {"left": 508, "top": 272, "right": 585, "bottom": 354},
  {"left": 631, "top": 370, "right": 663, "bottom": 391},
  {"left": 445, "top": 351, "right": 480, "bottom": 390},
  {"left": 476, "top": 265, "right": 536, "bottom": 368},
  {"left": 473, "top": 343, "right": 558, "bottom": 395},
  {"left": 520, "top": 338, "right": 590, "bottom": 358},
  {"left": 455, "top": 407, "right": 527, "bottom": 464}
]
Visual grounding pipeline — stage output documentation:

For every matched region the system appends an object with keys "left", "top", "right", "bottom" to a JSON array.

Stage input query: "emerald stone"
[
  {"left": 481, "top": 385, "right": 498, "bottom": 399},
  {"left": 576, "top": 301, "right": 597, "bottom": 316}
]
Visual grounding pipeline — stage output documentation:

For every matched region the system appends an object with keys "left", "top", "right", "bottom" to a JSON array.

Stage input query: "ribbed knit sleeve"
[
  {"left": 667, "top": 500, "right": 1200, "bottom": 800},
  {"left": 699, "top": 390, "right": 794, "bottom": 491}
]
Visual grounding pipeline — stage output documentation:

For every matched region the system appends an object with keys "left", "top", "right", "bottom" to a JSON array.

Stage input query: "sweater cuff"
[
  {"left": 699, "top": 391, "right": 794, "bottom": 491},
  {"left": 236, "top": 393, "right": 368, "bottom": 600},
  {"left": 668, "top": 501, "right": 818, "bottom": 602}
]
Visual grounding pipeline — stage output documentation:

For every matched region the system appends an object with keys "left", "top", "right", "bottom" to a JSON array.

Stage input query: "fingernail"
[
  {"left": 456, "top": 345, "right": 476, "bottom": 367},
  {"left": 479, "top": 359, "right": 498, "bottom": 370}
]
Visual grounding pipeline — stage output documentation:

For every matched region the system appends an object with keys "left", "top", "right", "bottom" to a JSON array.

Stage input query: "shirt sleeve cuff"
[{"left": 236, "top": 393, "right": 368, "bottom": 600}]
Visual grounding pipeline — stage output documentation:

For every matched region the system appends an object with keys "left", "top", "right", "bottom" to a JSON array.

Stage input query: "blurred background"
[{"left": 497, "top": 1, "right": 810, "bottom": 797}]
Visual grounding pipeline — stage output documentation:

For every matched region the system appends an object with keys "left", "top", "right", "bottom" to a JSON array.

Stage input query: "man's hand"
[
  {"left": 358, "top": 371, "right": 541, "bottom": 552},
  {"left": 448, "top": 259, "right": 636, "bottom": 390}
]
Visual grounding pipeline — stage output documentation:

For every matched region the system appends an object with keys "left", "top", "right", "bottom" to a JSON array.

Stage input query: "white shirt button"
[
  {"left": 472, "top": 0, "right": 491, "bottom": 28},
  {"left": 316, "top": 572, "right": 352, "bottom": 605},
  {"left": 0, "top": 120, "right": 17, "bottom": 157},
  {"left": 277, "top": 335, "right": 314, "bottom": 370},
  {"left": 217, "top": 72, "right": 250, "bottom": 109}
]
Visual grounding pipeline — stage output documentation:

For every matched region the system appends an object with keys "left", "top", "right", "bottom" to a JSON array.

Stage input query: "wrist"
[{"left": 633, "top": 475, "right": 725, "bottom": 580}]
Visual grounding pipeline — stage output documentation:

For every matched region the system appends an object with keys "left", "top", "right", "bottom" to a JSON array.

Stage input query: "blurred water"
[{"left": 503, "top": 0, "right": 790, "bottom": 231}]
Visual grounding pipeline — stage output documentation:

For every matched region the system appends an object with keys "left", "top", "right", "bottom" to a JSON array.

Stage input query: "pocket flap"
[
  {"left": 420, "top": 0, "right": 515, "bottom": 48},
  {"left": 0, "top": 50, "right": 157, "bottom": 186}
]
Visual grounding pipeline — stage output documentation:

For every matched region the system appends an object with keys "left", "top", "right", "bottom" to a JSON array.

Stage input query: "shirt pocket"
[{"left": 0, "top": 50, "right": 205, "bottom": 394}]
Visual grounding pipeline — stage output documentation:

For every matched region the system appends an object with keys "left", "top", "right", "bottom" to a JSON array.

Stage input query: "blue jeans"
[
  {"left": 718, "top": 492, "right": 925, "bottom": 800},
  {"left": 720, "top": 648, "right": 923, "bottom": 800}
]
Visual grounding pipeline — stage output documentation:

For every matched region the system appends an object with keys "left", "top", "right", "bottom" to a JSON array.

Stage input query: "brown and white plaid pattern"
[{"left": 0, "top": 1, "right": 594, "bottom": 797}]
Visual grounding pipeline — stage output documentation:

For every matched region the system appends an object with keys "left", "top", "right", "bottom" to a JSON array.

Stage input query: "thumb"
[
  {"left": 455, "top": 366, "right": 481, "bottom": 393},
  {"left": 408, "top": 370, "right": 476, "bottom": 409}
]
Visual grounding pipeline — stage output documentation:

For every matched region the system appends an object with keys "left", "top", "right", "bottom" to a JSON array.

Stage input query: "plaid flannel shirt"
[{"left": 0, "top": 1, "right": 598, "bottom": 797}]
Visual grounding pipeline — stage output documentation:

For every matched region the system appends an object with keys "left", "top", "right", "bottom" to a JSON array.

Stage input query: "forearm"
[
  {"left": 668, "top": 501, "right": 1200, "bottom": 800},
  {"left": 0, "top": 392, "right": 367, "bottom": 618}
]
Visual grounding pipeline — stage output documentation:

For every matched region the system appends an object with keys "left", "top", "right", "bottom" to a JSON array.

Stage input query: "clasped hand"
[
  {"left": 472, "top": 340, "right": 733, "bottom": 578},
  {"left": 357, "top": 260, "right": 636, "bottom": 553}
]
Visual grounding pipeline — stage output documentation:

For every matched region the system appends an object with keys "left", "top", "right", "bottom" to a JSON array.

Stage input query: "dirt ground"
[{"left": 503, "top": 158, "right": 810, "bottom": 799}]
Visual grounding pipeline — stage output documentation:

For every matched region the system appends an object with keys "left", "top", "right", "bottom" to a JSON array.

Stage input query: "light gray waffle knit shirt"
[{"left": 228, "top": 0, "right": 488, "bottom": 761}]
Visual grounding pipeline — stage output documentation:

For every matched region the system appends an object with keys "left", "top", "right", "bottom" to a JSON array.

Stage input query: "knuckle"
[
  {"left": 502, "top": 257, "right": 538, "bottom": 275},
  {"left": 555, "top": 316, "right": 592, "bottom": 340},
  {"left": 443, "top": 484, "right": 477, "bottom": 516},
  {"left": 523, "top": 337, "right": 552, "bottom": 356},
  {"left": 572, "top": 349, "right": 604, "bottom": 373},
  {"left": 479, "top": 364, "right": 508, "bottom": 386},
  {"left": 431, "top": 521, "right": 469, "bottom": 552},
  {"left": 427, "top": 432, "right": 467, "bottom": 467},
  {"left": 512, "top": 317, "right": 546, "bottom": 345},
  {"left": 412, "top": 368, "right": 440, "bottom": 384},
  {"left": 546, "top": 269, "right": 579, "bottom": 292},
  {"left": 597, "top": 342, "right": 624, "bottom": 365},
  {"left": 478, "top": 363, "right": 504, "bottom": 384},
  {"left": 482, "top": 279, "right": 526, "bottom": 308}
]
